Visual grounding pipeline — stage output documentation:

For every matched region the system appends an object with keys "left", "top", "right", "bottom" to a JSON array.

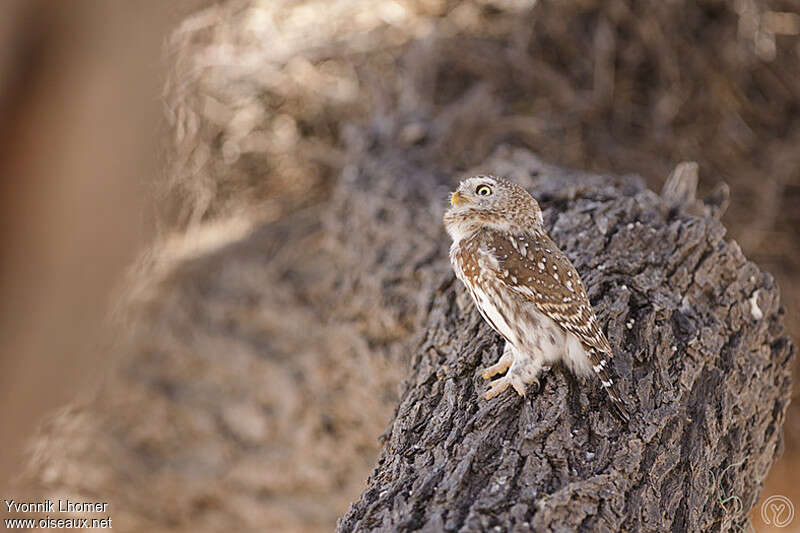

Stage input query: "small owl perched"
[{"left": 443, "top": 175, "right": 629, "bottom": 423}]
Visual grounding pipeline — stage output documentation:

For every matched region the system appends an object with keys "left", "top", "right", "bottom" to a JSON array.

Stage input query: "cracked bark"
[{"left": 334, "top": 136, "right": 794, "bottom": 532}]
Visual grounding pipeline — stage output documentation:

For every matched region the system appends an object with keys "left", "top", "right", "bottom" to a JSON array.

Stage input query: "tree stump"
[{"left": 334, "top": 136, "right": 794, "bottom": 532}]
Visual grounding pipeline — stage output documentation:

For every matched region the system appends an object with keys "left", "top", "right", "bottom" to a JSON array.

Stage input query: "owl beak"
[{"left": 450, "top": 191, "right": 468, "bottom": 206}]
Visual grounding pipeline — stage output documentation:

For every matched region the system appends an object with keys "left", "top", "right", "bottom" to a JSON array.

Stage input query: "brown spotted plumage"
[{"left": 444, "top": 175, "right": 629, "bottom": 423}]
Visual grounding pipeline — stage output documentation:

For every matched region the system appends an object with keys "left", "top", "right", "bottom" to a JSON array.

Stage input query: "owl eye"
[{"left": 476, "top": 184, "right": 492, "bottom": 196}]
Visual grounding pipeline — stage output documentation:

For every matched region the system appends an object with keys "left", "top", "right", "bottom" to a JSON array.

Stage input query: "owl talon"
[
  {"left": 483, "top": 376, "right": 511, "bottom": 400},
  {"left": 483, "top": 373, "right": 531, "bottom": 399},
  {"left": 481, "top": 358, "right": 513, "bottom": 380},
  {"left": 481, "top": 343, "right": 515, "bottom": 379},
  {"left": 510, "top": 378, "right": 527, "bottom": 397}
]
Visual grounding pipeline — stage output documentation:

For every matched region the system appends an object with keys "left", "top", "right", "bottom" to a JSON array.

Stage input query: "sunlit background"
[{"left": 1, "top": 1, "right": 798, "bottom": 531}]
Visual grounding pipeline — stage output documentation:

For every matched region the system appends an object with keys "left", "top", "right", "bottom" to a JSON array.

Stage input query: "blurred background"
[{"left": 1, "top": 0, "right": 798, "bottom": 531}]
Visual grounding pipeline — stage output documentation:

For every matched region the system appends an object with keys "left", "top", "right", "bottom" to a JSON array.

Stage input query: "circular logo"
[{"left": 761, "top": 495, "right": 795, "bottom": 528}]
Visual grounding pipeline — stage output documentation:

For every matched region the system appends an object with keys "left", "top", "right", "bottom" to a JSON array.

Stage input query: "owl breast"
[{"left": 471, "top": 280, "right": 569, "bottom": 365}]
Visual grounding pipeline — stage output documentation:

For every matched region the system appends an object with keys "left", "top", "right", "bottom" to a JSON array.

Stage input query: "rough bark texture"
[{"left": 335, "top": 136, "right": 794, "bottom": 532}]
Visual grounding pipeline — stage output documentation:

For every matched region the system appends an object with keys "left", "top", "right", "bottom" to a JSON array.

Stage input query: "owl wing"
[
  {"left": 477, "top": 229, "right": 629, "bottom": 423},
  {"left": 478, "top": 229, "right": 612, "bottom": 356}
]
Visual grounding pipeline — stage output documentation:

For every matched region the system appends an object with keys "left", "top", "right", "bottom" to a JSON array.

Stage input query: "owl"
[{"left": 443, "top": 175, "right": 629, "bottom": 423}]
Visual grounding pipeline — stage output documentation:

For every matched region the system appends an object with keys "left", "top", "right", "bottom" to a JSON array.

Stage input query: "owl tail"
[{"left": 588, "top": 348, "right": 630, "bottom": 424}]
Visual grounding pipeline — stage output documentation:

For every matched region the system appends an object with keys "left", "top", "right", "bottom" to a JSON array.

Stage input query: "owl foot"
[
  {"left": 482, "top": 353, "right": 543, "bottom": 400},
  {"left": 482, "top": 373, "right": 531, "bottom": 400},
  {"left": 480, "top": 352, "right": 514, "bottom": 379}
]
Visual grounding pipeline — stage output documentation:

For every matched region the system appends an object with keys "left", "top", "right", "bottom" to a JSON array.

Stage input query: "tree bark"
[{"left": 334, "top": 135, "right": 794, "bottom": 532}]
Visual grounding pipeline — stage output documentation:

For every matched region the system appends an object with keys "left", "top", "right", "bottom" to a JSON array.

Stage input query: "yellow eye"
[{"left": 476, "top": 184, "right": 492, "bottom": 196}]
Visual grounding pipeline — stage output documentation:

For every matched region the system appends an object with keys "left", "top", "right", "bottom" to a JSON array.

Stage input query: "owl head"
[{"left": 443, "top": 175, "right": 543, "bottom": 242}]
